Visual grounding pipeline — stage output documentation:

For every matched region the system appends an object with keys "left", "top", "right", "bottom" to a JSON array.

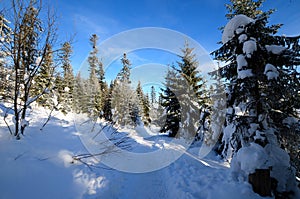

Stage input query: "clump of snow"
[
  {"left": 21, "top": 119, "right": 29, "bottom": 128},
  {"left": 64, "top": 86, "right": 70, "bottom": 92},
  {"left": 254, "top": 130, "right": 265, "bottom": 141},
  {"left": 264, "top": 63, "right": 279, "bottom": 80},
  {"left": 231, "top": 143, "right": 269, "bottom": 176},
  {"left": 58, "top": 150, "right": 76, "bottom": 167},
  {"left": 236, "top": 53, "right": 253, "bottom": 79},
  {"left": 236, "top": 54, "right": 248, "bottom": 70},
  {"left": 265, "top": 45, "right": 286, "bottom": 55},
  {"left": 243, "top": 40, "right": 257, "bottom": 58},
  {"left": 238, "top": 69, "right": 253, "bottom": 79},
  {"left": 265, "top": 144, "right": 296, "bottom": 192},
  {"left": 222, "top": 14, "right": 254, "bottom": 44},
  {"left": 238, "top": 34, "right": 248, "bottom": 43},
  {"left": 232, "top": 142, "right": 298, "bottom": 193},
  {"left": 248, "top": 123, "right": 259, "bottom": 136}
]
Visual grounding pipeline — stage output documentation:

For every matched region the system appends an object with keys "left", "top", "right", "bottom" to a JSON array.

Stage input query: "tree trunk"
[{"left": 248, "top": 168, "right": 272, "bottom": 197}]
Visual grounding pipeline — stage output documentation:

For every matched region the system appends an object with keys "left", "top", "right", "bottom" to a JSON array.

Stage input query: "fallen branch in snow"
[
  {"left": 92, "top": 121, "right": 116, "bottom": 140},
  {"left": 14, "top": 151, "right": 27, "bottom": 160},
  {"left": 72, "top": 123, "right": 131, "bottom": 170},
  {"left": 40, "top": 104, "right": 57, "bottom": 131}
]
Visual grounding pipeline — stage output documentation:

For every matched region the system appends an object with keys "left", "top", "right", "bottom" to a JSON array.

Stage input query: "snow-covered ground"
[{"left": 0, "top": 105, "right": 297, "bottom": 199}]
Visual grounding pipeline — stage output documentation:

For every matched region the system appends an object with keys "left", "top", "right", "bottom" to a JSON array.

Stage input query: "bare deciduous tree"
[{"left": 1, "top": 0, "right": 59, "bottom": 139}]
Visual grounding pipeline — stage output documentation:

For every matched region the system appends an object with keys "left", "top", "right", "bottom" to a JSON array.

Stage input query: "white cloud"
[{"left": 73, "top": 14, "right": 110, "bottom": 35}]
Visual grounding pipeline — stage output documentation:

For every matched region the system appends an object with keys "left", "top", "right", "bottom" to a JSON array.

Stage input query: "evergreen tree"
[
  {"left": 176, "top": 42, "right": 206, "bottom": 138},
  {"left": 160, "top": 42, "right": 206, "bottom": 138},
  {"left": 136, "top": 81, "right": 151, "bottom": 125},
  {"left": 57, "top": 42, "right": 74, "bottom": 114},
  {"left": 103, "top": 81, "right": 114, "bottom": 122},
  {"left": 150, "top": 86, "right": 156, "bottom": 105},
  {"left": 111, "top": 53, "right": 140, "bottom": 126},
  {"left": 117, "top": 53, "right": 131, "bottom": 82},
  {"left": 31, "top": 44, "right": 55, "bottom": 108},
  {"left": 160, "top": 68, "right": 181, "bottom": 137},
  {"left": 87, "top": 34, "right": 107, "bottom": 119},
  {"left": 0, "top": 14, "right": 12, "bottom": 101},
  {"left": 73, "top": 72, "right": 87, "bottom": 113},
  {"left": 212, "top": 0, "right": 300, "bottom": 195},
  {"left": 225, "top": 0, "right": 264, "bottom": 19}
]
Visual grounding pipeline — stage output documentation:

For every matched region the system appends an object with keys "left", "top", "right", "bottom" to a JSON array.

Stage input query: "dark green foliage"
[
  {"left": 160, "top": 68, "right": 181, "bottom": 137},
  {"left": 160, "top": 42, "right": 206, "bottom": 138},
  {"left": 31, "top": 44, "right": 55, "bottom": 108},
  {"left": 117, "top": 53, "right": 131, "bottom": 83},
  {"left": 136, "top": 81, "right": 151, "bottom": 126},
  {"left": 102, "top": 81, "right": 114, "bottom": 121},
  {"left": 212, "top": 0, "right": 300, "bottom": 195},
  {"left": 57, "top": 42, "right": 74, "bottom": 114},
  {"left": 86, "top": 34, "right": 107, "bottom": 119}
]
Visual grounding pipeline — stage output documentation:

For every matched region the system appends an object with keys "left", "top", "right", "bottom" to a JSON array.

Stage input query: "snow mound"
[
  {"left": 58, "top": 150, "right": 77, "bottom": 167},
  {"left": 222, "top": 14, "right": 254, "bottom": 44},
  {"left": 232, "top": 143, "right": 269, "bottom": 176}
]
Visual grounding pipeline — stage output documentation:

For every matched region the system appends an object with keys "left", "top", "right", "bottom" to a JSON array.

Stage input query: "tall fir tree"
[
  {"left": 136, "top": 81, "right": 151, "bottom": 126},
  {"left": 176, "top": 42, "right": 206, "bottom": 138},
  {"left": 0, "top": 14, "right": 12, "bottom": 101},
  {"left": 57, "top": 42, "right": 74, "bottom": 114},
  {"left": 87, "top": 34, "right": 107, "bottom": 119},
  {"left": 111, "top": 53, "right": 140, "bottom": 126},
  {"left": 103, "top": 80, "right": 114, "bottom": 122},
  {"left": 73, "top": 72, "right": 87, "bottom": 113},
  {"left": 150, "top": 86, "right": 156, "bottom": 106},
  {"left": 160, "top": 68, "right": 181, "bottom": 137},
  {"left": 160, "top": 42, "right": 207, "bottom": 138},
  {"left": 212, "top": 0, "right": 300, "bottom": 195},
  {"left": 31, "top": 44, "right": 55, "bottom": 108}
]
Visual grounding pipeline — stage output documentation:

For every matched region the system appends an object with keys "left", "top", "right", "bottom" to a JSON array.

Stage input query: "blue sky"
[
  {"left": 2, "top": 0, "right": 300, "bottom": 91},
  {"left": 51, "top": 0, "right": 300, "bottom": 93},
  {"left": 51, "top": 0, "right": 300, "bottom": 74}
]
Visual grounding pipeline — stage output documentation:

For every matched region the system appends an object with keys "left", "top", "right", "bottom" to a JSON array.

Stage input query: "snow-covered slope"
[{"left": 0, "top": 105, "right": 298, "bottom": 199}]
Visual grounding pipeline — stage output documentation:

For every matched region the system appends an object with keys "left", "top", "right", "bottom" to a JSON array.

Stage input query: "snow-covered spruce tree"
[
  {"left": 0, "top": 0, "right": 60, "bottom": 138},
  {"left": 73, "top": 72, "right": 88, "bottom": 113},
  {"left": 0, "top": 14, "right": 13, "bottom": 101},
  {"left": 200, "top": 67, "right": 226, "bottom": 146},
  {"left": 212, "top": 0, "right": 300, "bottom": 196},
  {"left": 111, "top": 53, "right": 140, "bottom": 126},
  {"left": 136, "top": 81, "right": 151, "bottom": 126},
  {"left": 150, "top": 85, "right": 156, "bottom": 106},
  {"left": 160, "top": 68, "right": 181, "bottom": 137},
  {"left": 177, "top": 42, "right": 206, "bottom": 139},
  {"left": 149, "top": 86, "right": 164, "bottom": 126},
  {"left": 102, "top": 80, "right": 114, "bottom": 122},
  {"left": 31, "top": 44, "right": 55, "bottom": 108},
  {"left": 86, "top": 34, "right": 107, "bottom": 119},
  {"left": 160, "top": 43, "right": 206, "bottom": 138},
  {"left": 152, "top": 94, "right": 165, "bottom": 126},
  {"left": 177, "top": 42, "right": 207, "bottom": 138},
  {"left": 56, "top": 42, "right": 74, "bottom": 115}
]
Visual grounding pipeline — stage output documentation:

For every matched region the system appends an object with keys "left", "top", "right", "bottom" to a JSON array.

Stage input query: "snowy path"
[
  {"left": 0, "top": 107, "right": 277, "bottom": 199},
  {"left": 95, "top": 170, "right": 167, "bottom": 199}
]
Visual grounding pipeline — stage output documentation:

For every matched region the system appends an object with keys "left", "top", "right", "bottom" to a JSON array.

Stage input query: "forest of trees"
[{"left": 0, "top": 0, "right": 299, "bottom": 197}]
